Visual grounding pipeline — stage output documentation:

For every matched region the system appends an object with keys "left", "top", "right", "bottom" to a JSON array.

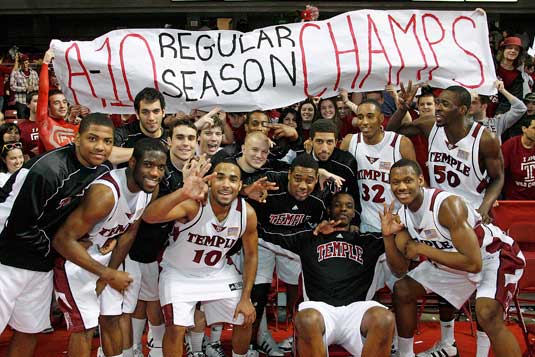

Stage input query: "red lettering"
[
  {"left": 65, "top": 43, "right": 97, "bottom": 105},
  {"left": 451, "top": 16, "right": 484, "bottom": 89},
  {"left": 317, "top": 245, "right": 326, "bottom": 261},
  {"left": 95, "top": 37, "right": 130, "bottom": 108},
  {"left": 119, "top": 34, "right": 159, "bottom": 102},
  {"left": 327, "top": 15, "right": 361, "bottom": 91},
  {"left": 388, "top": 15, "right": 428, "bottom": 83},
  {"left": 359, "top": 14, "right": 393, "bottom": 88},
  {"left": 299, "top": 23, "right": 326, "bottom": 97},
  {"left": 422, "top": 14, "right": 445, "bottom": 80}
]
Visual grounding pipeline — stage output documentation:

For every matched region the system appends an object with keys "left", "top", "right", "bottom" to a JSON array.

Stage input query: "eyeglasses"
[{"left": 1, "top": 142, "right": 22, "bottom": 154}]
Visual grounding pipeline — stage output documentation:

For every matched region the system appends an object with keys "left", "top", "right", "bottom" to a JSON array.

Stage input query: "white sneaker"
[
  {"left": 257, "top": 332, "right": 285, "bottom": 356},
  {"left": 148, "top": 347, "right": 163, "bottom": 357},
  {"left": 246, "top": 345, "right": 259, "bottom": 357},
  {"left": 278, "top": 336, "right": 293, "bottom": 352},
  {"left": 205, "top": 342, "right": 226, "bottom": 357},
  {"left": 133, "top": 343, "right": 144, "bottom": 357},
  {"left": 416, "top": 341, "right": 459, "bottom": 357},
  {"left": 190, "top": 353, "right": 206, "bottom": 357}
]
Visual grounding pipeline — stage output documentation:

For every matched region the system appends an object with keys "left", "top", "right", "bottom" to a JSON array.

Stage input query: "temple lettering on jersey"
[
  {"left": 357, "top": 169, "right": 389, "bottom": 183},
  {"left": 316, "top": 241, "right": 363, "bottom": 263},
  {"left": 186, "top": 232, "right": 236, "bottom": 249},
  {"left": 269, "top": 213, "right": 309, "bottom": 226},
  {"left": 412, "top": 236, "right": 454, "bottom": 250},
  {"left": 98, "top": 223, "right": 131, "bottom": 237},
  {"left": 429, "top": 152, "right": 471, "bottom": 176}
]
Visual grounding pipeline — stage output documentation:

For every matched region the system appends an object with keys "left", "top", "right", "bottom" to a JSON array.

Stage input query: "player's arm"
[
  {"left": 406, "top": 196, "right": 482, "bottom": 273},
  {"left": 109, "top": 147, "right": 134, "bottom": 165},
  {"left": 52, "top": 185, "right": 132, "bottom": 291},
  {"left": 478, "top": 130, "right": 505, "bottom": 223},
  {"left": 340, "top": 134, "right": 353, "bottom": 151},
  {"left": 399, "top": 135, "right": 417, "bottom": 161},
  {"left": 235, "top": 203, "right": 259, "bottom": 326},
  {"left": 379, "top": 202, "right": 410, "bottom": 276}
]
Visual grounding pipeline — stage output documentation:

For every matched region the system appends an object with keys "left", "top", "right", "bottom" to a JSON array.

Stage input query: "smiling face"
[
  {"left": 75, "top": 124, "right": 114, "bottom": 167},
  {"left": 3, "top": 148, "right": 24, "bottom": 173},
  {"left": 288, "top": 166, "right": 318, "bottom": 201},
  {"left": 245, "top": 112, "right": 270, "bottom": 135},
  {"left": 503, "top": 44, "right": 521, "bottom": 62},
  {"left": 199, "top": 126, "right": 223, "bottom": 157},
  {"left": 417, "top": 95, "right": 435, "bottom": 117},
  {"left": 169, "top": 125, "right": 197, "bottom": 163},
  {"left": 300, "top": 103, "right": 315, "bottom": 124},
  {"left": 320, "top": 99, "right": 336, "bottom": 120},
  {"left": 355, "top": 102, "right": 383, "bottom": 142},
  {"left": 242, "top": 135, "right": 269, "bottom": 170},
  {"left": 389, "top": 165, "right": 425, "bottom": 210},
  {"left": 131, "top": 150, "right": 167, "bottom": 193},
  {"left": 49, "top": 93, "right": 69, "bottom": 119},
  {"left": 210, "top": 162, "right": 242, "bottom": 207}
]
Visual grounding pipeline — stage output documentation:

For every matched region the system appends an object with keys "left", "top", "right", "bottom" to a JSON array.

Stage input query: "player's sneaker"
[
  {"left": 278, "top": 336, "right": 293, "bottom": 352},
  {"left": 190, "top": 353, "right": 206, "bottom": 357},
  {"left": 205, "top": 342, "right": 226, "bottom": 357},
  {"left": 133, "top": 343, "right": 144, "bottom": 357},
  {"left": 257, "top": 332, "right": 285, "bottom": 356},
  {"left": 416, "top": 341, "right": 459, "bottom": 357},
  {"left": 148, "top": 347, "right": 163, "bottom": 357},
  {"left": 246, "top": 345, "right": 259, "bottom": 357}
]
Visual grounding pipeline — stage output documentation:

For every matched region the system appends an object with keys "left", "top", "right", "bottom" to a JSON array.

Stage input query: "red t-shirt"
[
  {"left": 18, "top": 119, "right": 39, "bottom": 157},
  {"left": 408, "top": 109, "right": 430, "bottom": 185},
  {"left": 502, "top": 135, "right": 535, "bottom": 200}
]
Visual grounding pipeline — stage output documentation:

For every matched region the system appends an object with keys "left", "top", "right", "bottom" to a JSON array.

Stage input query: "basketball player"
[
  {"left": 340, "top": 98, "right": 416, "bottom": 293},
  {"left": 382, "top": 159, "right": 524, "bottom": 357},
  {"left": 52, "top": 139, "right": 169, "bottom": 357},
  {"left": 386, "top": 82, "right": 505, "bottom": 357},
  {"left": 143, "top": 159, "right": 258, "bottom": 357},
  {"left": 260, "top": 192, "right": 398, "bottom": 357},
  {"left": 0, "top": 114, "right": 114, "bottom": 357}
]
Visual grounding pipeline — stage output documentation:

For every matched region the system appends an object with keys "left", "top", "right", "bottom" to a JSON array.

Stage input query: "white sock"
[
  {"left": 210, "top": 324, "right": 223, "bottom": 343},
  {"left": 232, "top": 352, "right": 246, "bottom": 357},
  {"left": 257, "top": 310, "right": 268, "bottom": 342},
  {"left": 476, "top": 330, "right": 491, "bottom": 357},
  {"left": 398, "top": 336, "right": 415, "bottom": 357},
  {"left": 440, "top": 319, "right": 455, "bottom": 345},
  {"left": 190, "top": 331, "right": 205, "bottom": 352},
  {"left": 122, "top": 347, "right": 133, "bottom": 357},
  {"left": 148, "top": 322, "right": 165, "bottom": 349},
  {"left": 131, "top": 317, "right": 146, "bottom": 348},
  {"left": 110, "top": 355, "right": 123, "bottom": 357}
]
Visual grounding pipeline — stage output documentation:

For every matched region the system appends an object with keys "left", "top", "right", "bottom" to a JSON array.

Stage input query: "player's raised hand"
[
  {"left": 101, "top": 268, "right": 133, "bottom": 293},
  {"left": 242, "top": 176, "right": 279, "bottom": 203},
  {"left": 313, "top": 220, "right": 345, "bottom": 236},
  {"left": 263, "top": 122, "right": 298, "bottom": 140},
  {"left": 318, "top": 168, "right": 345, "bottom": 191},
  {"left": 398, "top": 81, "right": 419, "bottom": 110},
  {"left": 234, "top": 297, "right": 256, "bottom": 326},
  {"left": 379, "top": 202, "right": 405, "bottom": 237}
]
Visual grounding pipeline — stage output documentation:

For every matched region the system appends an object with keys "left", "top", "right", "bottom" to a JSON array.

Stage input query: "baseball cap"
[
  {"left": 524, "top": 93, "right": 535, "bottom": 102},
  {"left": 500, "top": 36, "right": 523, "bottom": 49}
]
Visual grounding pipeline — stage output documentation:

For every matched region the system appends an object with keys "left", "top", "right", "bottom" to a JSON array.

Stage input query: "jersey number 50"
[{"left": 433, "top": 165, "right": 460, "bottom": 187}]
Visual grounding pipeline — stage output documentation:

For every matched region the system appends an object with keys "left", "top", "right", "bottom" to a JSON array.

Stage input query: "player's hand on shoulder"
[
  {"left": 379, "top": 202, "right": 404, "bottom": 237},
  {"left": 234, "top": 297, "right": 256, "bottom": 326}
]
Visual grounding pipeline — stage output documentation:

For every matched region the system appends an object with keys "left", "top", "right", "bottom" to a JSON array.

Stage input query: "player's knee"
[
  {"left": 165, "top": 325, "right": 187, "bottom": 340},
  {"left": 295, "top": 309, "right": 324, "bottom": 336},
  {"left": 363, "top": 307, "right": 395, "bottom": 336},
  {"left": 476, "top": 302, "right": 502, "bottom": 330},
  {"left": 393, "top": 278, "right": 416, "bottom": 303},
  {"left": 99, "top": 314, "right": 121, "bottom": 329}
]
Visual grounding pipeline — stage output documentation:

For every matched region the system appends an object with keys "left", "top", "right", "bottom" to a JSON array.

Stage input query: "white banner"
[{"left": 50, "top": 9, "right": 496, "bottom": 114}]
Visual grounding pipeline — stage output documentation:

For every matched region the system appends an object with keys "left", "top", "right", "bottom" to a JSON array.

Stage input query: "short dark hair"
[
  {"left": 134, "top": 87, "right": 165, "bottom": 113},
  {"left": 478, "top": 95, "right": 491, "bottom": 105},
  {"left": 359, "top": 99, "right": 382, "bottom": 114},
  {"left": 79, "top": 113, "right": 115, "bottom": 135},
  {"left": 445, "top": 85, "right": 471, "bottom": 109},
  {"left": 132, "top": 138, "right": 168, "bottom": 161},
  {"left": 168, "top": 119, "right": 198, "bottom": 138},
  {"left": 390, "top": 158, "right": 423, "bottom": 177},
  {"left": 246, "top": 110, "right": 267, "bottom": 125},
  {"left": 310, "top": 119, "right": 337, "bottom": 139},
  {"left": 290, "top": 153, "right": 319, "bottom": 172},
  {"left": 213, "top": 157, "right": 241, "bottom": 179},
  {"left": 48, "top": 89, "right": 63, "bottom": 102},
  {"left": 26, "top": 91, "right": 38, "bottom": 105}
]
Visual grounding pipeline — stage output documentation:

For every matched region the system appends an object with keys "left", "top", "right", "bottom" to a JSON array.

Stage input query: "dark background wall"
[{"left": 1, "top": 0, "right": 533, "bottom": 54}]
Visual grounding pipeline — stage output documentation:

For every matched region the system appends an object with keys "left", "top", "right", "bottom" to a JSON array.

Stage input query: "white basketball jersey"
[
  {"left": 428, "top": 122, "right": 488, "bottom": 209},
  {"left": 87, "top": 168, "right": 152, "bottom": 247},
  {"left": 399, "top": 187, "right": 493, "bottom": 275},
  {"left": 349, "top": 131, "right": 402, "bottom": 231},
  {"left": 163, "top": 195, "right": 247, "bottom": 277}
]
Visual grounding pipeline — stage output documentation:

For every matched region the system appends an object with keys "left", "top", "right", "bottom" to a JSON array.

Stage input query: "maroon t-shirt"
[
  {"left": 502, "top": 135, "right": 535, "bottom": 200},
  {"left": 18, "top": 119, "right": 39, "bottom": 157}
]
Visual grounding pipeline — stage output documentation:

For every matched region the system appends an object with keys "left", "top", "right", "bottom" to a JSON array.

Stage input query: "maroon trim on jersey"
[
  {"left": 53, "top": 257, "right": 88, "bottom": 333},
  {"left": 476, "top": 179, "right": 488, "bottom": 193},
  {"left": 162, "top": 303, "right": 175, "bottom": 326},
  {"left": 471, "top": 123, "right": 483, "bottom": 138},
  {"left": 99, "top": 173, "right": 121, "bottom": 199},
  {"left": 390, "top": 133, "right": 399, "bottom": 148},
  {"left": 428, "top": 189, "right": 444, "bottom": 211},
  {"left": 357, "top": 133, "right": 362, "bottom": 143},
  {"left": 484, "top": 235, "right": 525, "bottom": 311},
  {"left": 236, "top": 198, "right": 243, "bottom": 212},
  {"left": 474, "top": 224, "right": 485, "bottom": 247}
]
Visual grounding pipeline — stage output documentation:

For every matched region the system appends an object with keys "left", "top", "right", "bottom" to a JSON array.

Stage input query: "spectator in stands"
[
  {"left": 0, "top": 141, "right": 24, "bottom": 186},
  {"left": 318, "top": 97, "right": 343, "bottom": 138},
  {"left": 197, "top": 115, "right": 224, "bottom": 158},
  {"left": 298, "top": 98, "right": 317, "bottom": 139},
  {"left": 278, "top": 108, "right": 299, "bottom": 130},
  {"left": 502, "top": 115, "right": 535, "bottom": 200},
  {"left": 0, "top": 54, "right": 13, "bottom": 112},
  {"left": 9, "top": 53, "right": 38, "bottom": 118},
  {"left": 0, "top": 122, "right": 21, "bottom": 147},
  {"left": 18, "top": 91, "right": 39, "bottom": 157},
  {"left": 493, "top": 36, "right": 530, "bottom": 115},
  {"left": 468, "top": 80, "right": 527, "bottom": 143},
  {"left": 36, "top": 49, "right": 79, "bottom": 153}
]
